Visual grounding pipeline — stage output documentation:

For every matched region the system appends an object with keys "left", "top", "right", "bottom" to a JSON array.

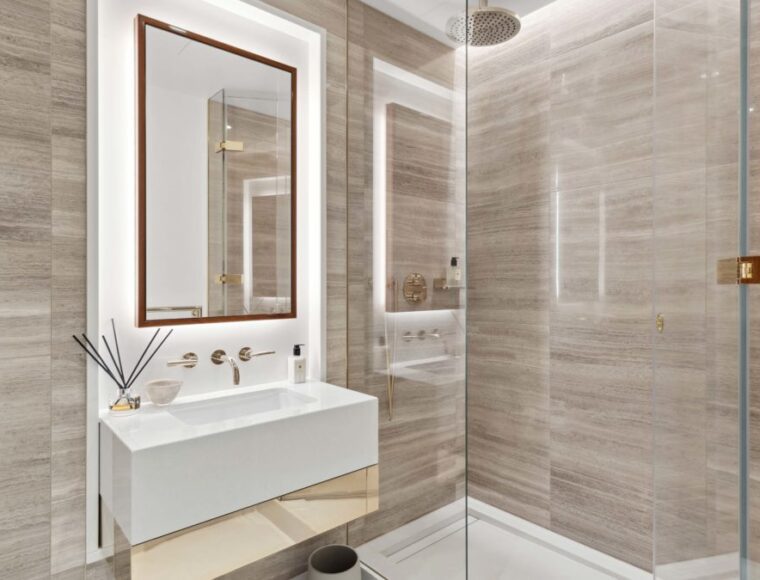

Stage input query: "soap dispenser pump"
[{"left": 288, "top": 344, "right": 306, "bottom": 384}]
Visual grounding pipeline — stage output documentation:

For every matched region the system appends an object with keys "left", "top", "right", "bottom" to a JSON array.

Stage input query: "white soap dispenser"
[
  {"left": 288, "top": 344, "right": 306, "bottom": 384},
  {"left": 447, "top": 257, "right": 462, "bottom": 287}
]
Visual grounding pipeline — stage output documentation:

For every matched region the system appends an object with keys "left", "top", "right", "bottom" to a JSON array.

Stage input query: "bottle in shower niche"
[
  {"left": 288, "top": 344, "right": 306, "bottom": 384},
  {"left": 447, "top": 257, "right": 462, "bottom": 287}
]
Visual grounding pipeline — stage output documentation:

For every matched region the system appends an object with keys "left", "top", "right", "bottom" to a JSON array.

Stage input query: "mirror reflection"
[{"left": 140, "top": 18, "right": 296, "bottom": 325}]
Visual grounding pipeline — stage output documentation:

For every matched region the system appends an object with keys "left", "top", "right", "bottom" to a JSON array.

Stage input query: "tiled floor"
[{"left": 357, "top": 498, "right": 651, "bottom": 580}]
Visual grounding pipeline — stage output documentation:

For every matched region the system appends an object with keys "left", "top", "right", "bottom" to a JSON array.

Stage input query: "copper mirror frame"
[{"left": 136, "top": 15, "right": 298, "bottom": 327}]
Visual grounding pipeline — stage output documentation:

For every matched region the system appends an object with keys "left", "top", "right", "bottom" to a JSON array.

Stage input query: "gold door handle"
[
  {"left": 215, "top": 140, "right": 244, "bottom": 152},
  {"left": 215, "top": 274, "right": 243, "bottom": 285},
  {"left": 656, "top": 314, "right": 664, "bottom": 334}
]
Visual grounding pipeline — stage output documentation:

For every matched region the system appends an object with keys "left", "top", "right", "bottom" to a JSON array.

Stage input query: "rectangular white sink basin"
[
  {"left": 168, "top": 388, "right": 318, "bottom": 426},
  {"left": 100, "top": 381, "right": 378, "bottom": 545}
]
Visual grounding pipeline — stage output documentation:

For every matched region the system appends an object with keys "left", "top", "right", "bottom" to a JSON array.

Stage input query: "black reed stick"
[
  {"left": 111, "top": 318, "right": 126, "bottom": 383},
  {"left": 81, "top": 333, "right": 120, "bottom": 385},
  {"left": 123, "top": 328, "right": 160, "bottom": 388},
  {"left": 102, "top": 334, "right": 126, "bottom": 387},
  {"left": 125, "top": 329, "right": 174, "bottom": 390},
  {"left": 73, "top": 324, "right": 173, "bottom": 395},
  {"left": 73, "top": 335, "right": 122, "bottom": 387}
]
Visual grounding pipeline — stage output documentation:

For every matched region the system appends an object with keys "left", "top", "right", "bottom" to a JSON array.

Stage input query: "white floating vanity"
[{"left": 100, "top": 381, "right": 378, "bottom": 545}]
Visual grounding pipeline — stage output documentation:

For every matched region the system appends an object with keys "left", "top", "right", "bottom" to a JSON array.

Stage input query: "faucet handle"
[
  {"left": 210, "top": 349, "right": 228, "bottom": 365},
  {"left": 239, "top": 347, "right": 275, "bottom": 362},
  {"left": 166, "top": 352, "right": 198, "bottom": 368}
]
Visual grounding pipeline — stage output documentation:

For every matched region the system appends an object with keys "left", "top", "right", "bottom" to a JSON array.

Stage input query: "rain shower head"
[{"left": 446, "top": 0, "right": 521, "bottom": 47}]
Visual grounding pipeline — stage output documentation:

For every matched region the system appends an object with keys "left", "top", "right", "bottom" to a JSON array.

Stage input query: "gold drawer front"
[{"left": 119, "top": 466, "right": 378, "bottom": 580}]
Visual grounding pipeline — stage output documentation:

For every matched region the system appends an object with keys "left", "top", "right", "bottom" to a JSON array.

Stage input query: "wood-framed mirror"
[{"left": 136, "top": 15, "right": 297, "bottom": 327}]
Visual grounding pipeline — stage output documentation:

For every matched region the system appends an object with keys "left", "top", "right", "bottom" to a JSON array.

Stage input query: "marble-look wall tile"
[
  {"left": 0, "top": 0, "right": 54, "bottom": 578},
  {"left": 1, "top": 0, "right": 87, "bottom": 577},
  {"left": 0, "top": 358, "right": 53, "bottom": 578},
  {"left": 548, "top": 0, "right": 652, "bottom": 57},
  {"left": 467, "top": 3, "right": 554, "bottom": 534},
  {"left": 258, "top": 0, "right": 346, "bottom": 38},
  {"left": 84, "top": 559, "right": 114, "bottom": 580},
  {"left": 50, "top": 0, "right": 88, "bottom": 575},
  {"left": 549, "top": 175, "right": 654, "bottom": 570},
  {"left": 325, "top": 31, "right": 349, "bottom": 386},
  {"left": 468, "top": 2, "right": 656, "bottom": 571},
  {"left": 386, "top": 104, "right": 458, "bottom": 313},
  {"left": 467, "top": 328, "right": 551, "bottom": 525}
]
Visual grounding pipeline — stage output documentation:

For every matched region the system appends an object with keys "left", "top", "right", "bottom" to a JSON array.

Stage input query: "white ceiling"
[{"left": 360, "top": 0, "right": 558, "bottom": 46}]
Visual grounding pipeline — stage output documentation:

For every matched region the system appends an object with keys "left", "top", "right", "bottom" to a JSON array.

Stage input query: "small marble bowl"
[{"left": 144, "top": 379, "right": 182, "bottom": 406}]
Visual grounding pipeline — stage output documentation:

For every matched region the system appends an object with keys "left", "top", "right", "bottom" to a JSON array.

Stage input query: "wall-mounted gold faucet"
[{"left": 211, "top": 350, "right": 240, "bottom": 385}]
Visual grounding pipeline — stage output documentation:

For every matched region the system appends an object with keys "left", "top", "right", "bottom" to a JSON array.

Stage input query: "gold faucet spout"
[{"left": 211, "top": 349, "right": 240, "bottom": 385}]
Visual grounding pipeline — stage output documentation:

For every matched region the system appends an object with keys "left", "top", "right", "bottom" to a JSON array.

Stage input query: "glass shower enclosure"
[{"left": 347, "top": 0, "right": 758, "bottom": 578}]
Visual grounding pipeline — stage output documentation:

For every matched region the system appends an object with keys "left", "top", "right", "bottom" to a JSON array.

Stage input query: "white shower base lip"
[
  {"left": 356, "top": 497, "right": 652, "bottom": 579},
  {"left": 655, "top": 552, "right": 742, "bottom": 580}
]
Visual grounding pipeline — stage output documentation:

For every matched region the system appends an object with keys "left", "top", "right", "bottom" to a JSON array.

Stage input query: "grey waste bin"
[{"left": 307, "top": 544, "right": 361, "bottom": 580}]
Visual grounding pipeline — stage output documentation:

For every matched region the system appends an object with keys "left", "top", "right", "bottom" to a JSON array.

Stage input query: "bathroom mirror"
[{"left": 137, "top": 15, "right": 296, "bottom": 326}]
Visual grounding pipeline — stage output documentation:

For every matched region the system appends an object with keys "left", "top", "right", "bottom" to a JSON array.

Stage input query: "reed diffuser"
[{"left": 73, "top": 320, "right": 173, "bottom": 415}]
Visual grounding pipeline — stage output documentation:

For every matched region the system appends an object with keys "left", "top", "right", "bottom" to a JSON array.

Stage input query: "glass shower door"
[
  {"left": 652, "top": 0, "right": 746, "bottom": 578},
  {"left": 344, "top": 1, "right": 468, "bottom": 578}
]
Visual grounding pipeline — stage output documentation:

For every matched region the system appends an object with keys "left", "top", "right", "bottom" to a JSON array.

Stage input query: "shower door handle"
[
  {"left": 717, "top": 256, "right": 760, "bottom": 284},
  {"left": 215, "top": 140, "right": 244, "bottom": 153},
  {"left": 215, "top": 274, "right": 243, "bottom": 285}
]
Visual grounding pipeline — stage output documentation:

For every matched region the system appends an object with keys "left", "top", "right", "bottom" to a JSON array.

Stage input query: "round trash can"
[{"left": 307, "top": 544, "right": 361, "bottom": 580}]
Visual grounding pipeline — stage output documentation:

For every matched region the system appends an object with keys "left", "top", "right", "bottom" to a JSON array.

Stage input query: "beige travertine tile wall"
[
  {"left": 468, "top": 0, "right": 744, "bottom": 571},
  {"left": 386, "top": 103, "right": 459, "bottom": 312},
  {"left": 467, "top": 6, "right": 657, "bottom": 565},
  {"left": 0, "top": 0, "right": 87, "bottom": 578},
  {"left": 50, "top": 0, "right": 88, "bottom": 572}
]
